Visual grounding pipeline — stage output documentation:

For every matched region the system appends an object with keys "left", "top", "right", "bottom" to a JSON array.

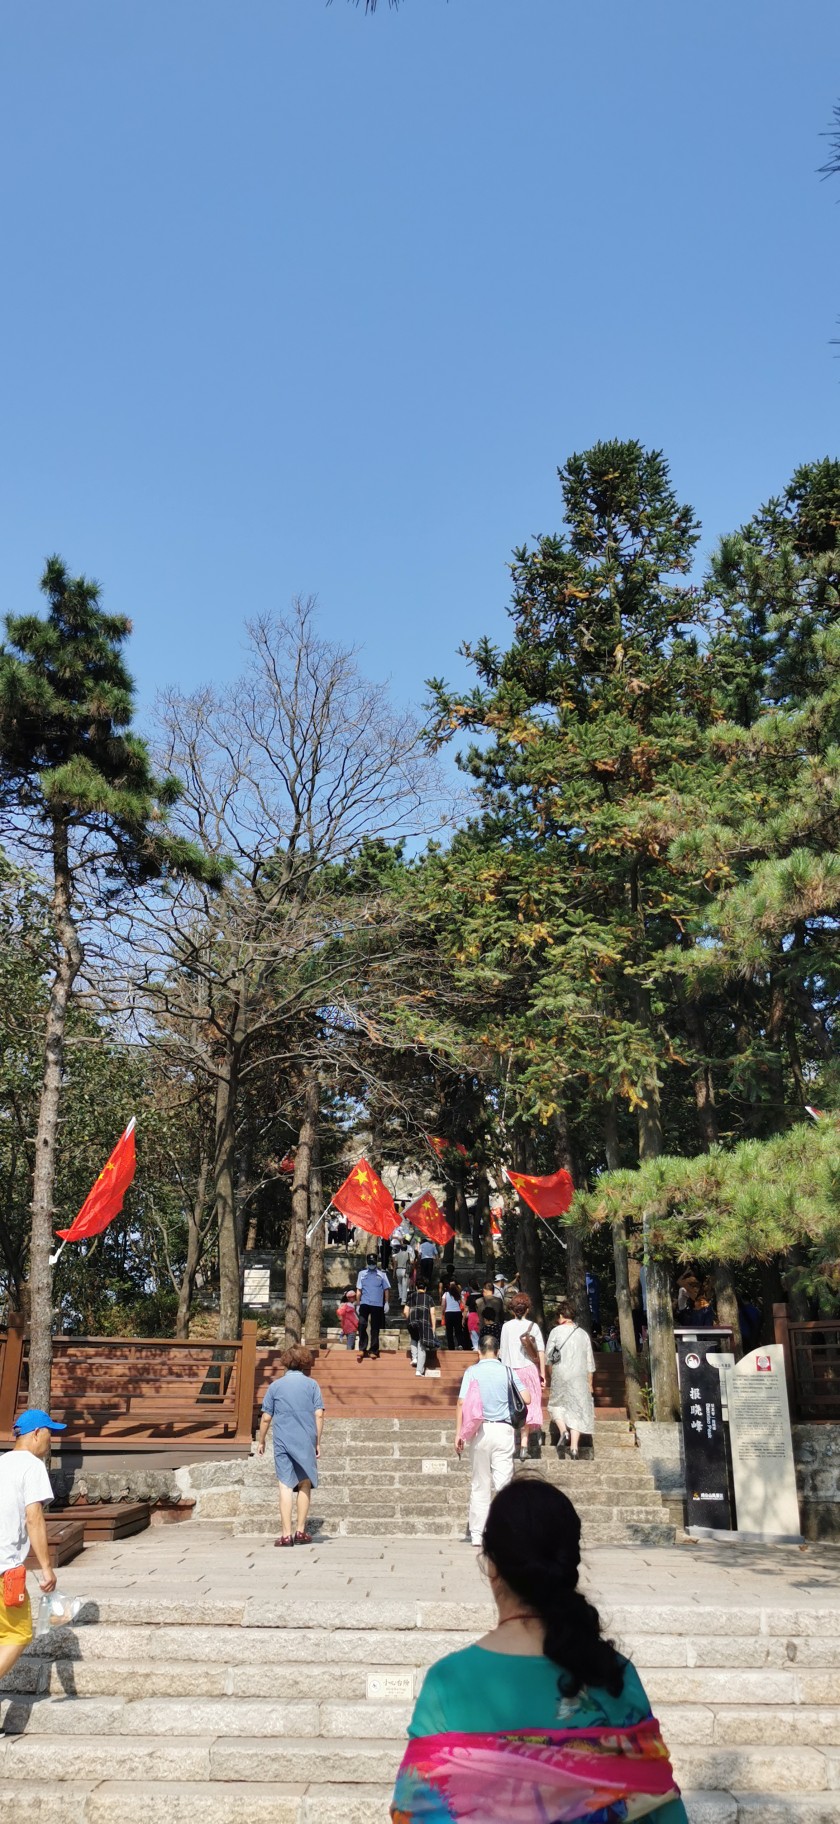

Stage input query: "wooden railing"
[
  {"left": 774, "top": 1303, "right": 840, "bottom": 1421},
  {"left": 0, "top": 1315, "right": 258, "bottom": 1449}
]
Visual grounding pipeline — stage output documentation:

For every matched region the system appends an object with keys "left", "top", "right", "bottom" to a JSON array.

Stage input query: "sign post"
[
  {"left": 721, "top": 1345, "right": 802, "bottom": 1543},
  {"left": 676, "top": 1329, "right": 734, "bottom": 1535}
]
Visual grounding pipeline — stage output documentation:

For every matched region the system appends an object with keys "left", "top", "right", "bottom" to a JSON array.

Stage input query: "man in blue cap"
[{"left": 0, "top": 1408, "right": 64, "bottom": 1679}]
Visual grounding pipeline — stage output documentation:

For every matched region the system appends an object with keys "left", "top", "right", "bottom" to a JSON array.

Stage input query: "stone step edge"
[
  {"left": 28, "top": 1601, "right": 840, "bottom": 1633},
  {"left": 0, "top": 1736, "right": 833, "bottom": 1792},
  {"left": 0, "top": 1789, "right": 807, "bottom": 1824}
]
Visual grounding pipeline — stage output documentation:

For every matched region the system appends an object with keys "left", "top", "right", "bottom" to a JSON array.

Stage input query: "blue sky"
[{"left": 1, "top": 0, "right": 839, "bottom": 724}]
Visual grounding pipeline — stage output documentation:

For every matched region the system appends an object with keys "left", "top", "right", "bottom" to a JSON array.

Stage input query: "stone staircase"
[
  {"left": 216, "top": 1416, "right": 677, "bottom": 1545},
  {"left": 2, "top": 1577, "right": 839, "bottom": 1821}
]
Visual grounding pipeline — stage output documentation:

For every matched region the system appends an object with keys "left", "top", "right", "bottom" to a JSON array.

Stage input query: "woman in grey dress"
[
  {"left": 256, "top": 1345, "right": 325, "bottom": 1546},
  {"left": 545, "top": 1298, "right": 595, "bottom": 1459}
]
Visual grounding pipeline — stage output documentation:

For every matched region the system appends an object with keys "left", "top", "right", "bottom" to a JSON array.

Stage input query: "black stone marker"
[{"left": 676, "top": 1328, "right": 735, "bottom": 1532}]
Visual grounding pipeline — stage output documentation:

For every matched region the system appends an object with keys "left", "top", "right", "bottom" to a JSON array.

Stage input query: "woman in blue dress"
[{"left": 256, "top": 1345, "right": 325, "bottom": 1546}]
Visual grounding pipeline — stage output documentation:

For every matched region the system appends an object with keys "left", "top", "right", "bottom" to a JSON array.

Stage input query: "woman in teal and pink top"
[{"left": 392, "top": 1478, "right": 686, "bottom": 1823}]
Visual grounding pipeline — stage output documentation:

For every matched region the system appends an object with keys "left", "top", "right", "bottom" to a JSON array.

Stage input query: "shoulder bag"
[
  {"left": 520, "top": 1321, "right": 541, "bottom": 1368},
  {"left": 505, "top": 1367, "right": 528, "bottom": 1426},
  {"left": 547, "top": 1325, "right": 577, "bottom": 1368}
]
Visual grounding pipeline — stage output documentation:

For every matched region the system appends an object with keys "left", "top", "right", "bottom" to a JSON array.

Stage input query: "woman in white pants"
[{"left": 454, "top": 1334, "right": 527, "bottom": 1545}]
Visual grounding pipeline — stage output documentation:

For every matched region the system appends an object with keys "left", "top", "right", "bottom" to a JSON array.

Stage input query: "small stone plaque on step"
[
  {"left": 421, "top": 1458, "right": 448, "bottom": 1474},
  {"left": 368, "top": 1672, "right": 414, "bottom": 1701}
]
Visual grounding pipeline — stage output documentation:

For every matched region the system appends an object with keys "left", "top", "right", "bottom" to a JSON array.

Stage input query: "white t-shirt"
[
  {"left": 0, "top": 1449, "right": 53, "bottom": 1573},
  {"left": 500, "top": 1317, "right": 545, "bottom": 1370}
]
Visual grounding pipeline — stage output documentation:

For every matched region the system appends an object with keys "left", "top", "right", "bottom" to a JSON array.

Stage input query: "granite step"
[
  {"left": 0, "top": 1732, "right": 832, "bottom": 1793},
  {"left": 5, "top": 1693, "right": 840, "bottom": 1749},
  {"left": 4, "top": 1784, "right": 836, "bottom": 1824},
  {"left": 2, "top": 1785, "right": 823, "bottom": 1824}
]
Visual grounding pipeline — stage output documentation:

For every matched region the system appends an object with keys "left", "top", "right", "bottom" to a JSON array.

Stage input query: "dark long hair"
[{"left": 482, "top": 1478, "right": 624, "bottom": 1699}]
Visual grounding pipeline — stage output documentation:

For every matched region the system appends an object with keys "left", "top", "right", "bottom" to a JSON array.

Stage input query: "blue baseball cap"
[{"left": 14, "top": 1408, "right": 66, "bottom": 1435}]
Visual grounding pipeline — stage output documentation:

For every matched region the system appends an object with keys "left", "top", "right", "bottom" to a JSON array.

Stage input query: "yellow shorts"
[{"left": 0, "top": 1592, "right": 32, "bottom": 1647}]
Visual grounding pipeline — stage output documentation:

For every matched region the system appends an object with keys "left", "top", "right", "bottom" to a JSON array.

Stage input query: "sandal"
[
  {"left": 274, "top": 1535, "right": 295, "bottom": 1547},
  {"left": 294, "top": 1529, "right": 313, "bottom": 1544}
]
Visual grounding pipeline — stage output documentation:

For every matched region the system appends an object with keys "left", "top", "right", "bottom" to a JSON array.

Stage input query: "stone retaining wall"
[
  {"left": 47, "top": 1462, "right": 193, "bottom": 1512},
  {"left": 635, "top": 1418, "right": 840, "bottom": 1540}
]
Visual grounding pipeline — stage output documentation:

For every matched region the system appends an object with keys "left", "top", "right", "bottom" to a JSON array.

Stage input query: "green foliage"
[
  {"left": 577, "top": 1119, "right": 840, "bottom": 1293},
  {"left": 0, "top": 558, "right": 221, "bottom": 889}
]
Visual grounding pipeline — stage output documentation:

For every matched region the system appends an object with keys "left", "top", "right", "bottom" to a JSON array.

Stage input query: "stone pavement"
[
  {"left": 1, "top": 1523, "right": 839, "bottom": 1823},
  {"left": 32, "top": 1521, "right": 840, "bottom": 1619}
]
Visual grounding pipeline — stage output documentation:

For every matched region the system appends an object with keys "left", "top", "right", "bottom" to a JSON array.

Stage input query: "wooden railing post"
[
  {"left": 773, "top": 1301, "right": 797, "bottom": 1418},
  {"left": 0, "top": 1313, "right": 26, "bottom": 1439},
  {"left": 235, "top": 1319, "right": 258, "bottom": 1443}
]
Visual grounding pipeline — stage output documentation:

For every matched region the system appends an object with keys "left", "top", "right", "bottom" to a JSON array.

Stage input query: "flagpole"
[
  {"left": 306, "top": 1201, "right": 335, "bottom": 1246},
  {"left": 48, "top": 1236, "right": 69, "bottom": 1268}
]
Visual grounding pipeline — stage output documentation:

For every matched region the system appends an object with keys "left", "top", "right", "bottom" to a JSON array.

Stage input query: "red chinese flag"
[
  {"left": 403, "top": 1190, "right": 455, "bottom": 1247},
  {"left": 56, "top": 1120, "right": 137, "bottom": 1244},
  {"left": 332, "top": 1157, "right": 399, "bottom": 1239},
  {"left": 505, "top": 1167, "right": 574, "bottom": 1219},
  {"left": 278, "top": 1153, "right": 296, "bottom": 1174},
  {"left": 426, "top": 1134, "right": 469, "bottom": 1161}
]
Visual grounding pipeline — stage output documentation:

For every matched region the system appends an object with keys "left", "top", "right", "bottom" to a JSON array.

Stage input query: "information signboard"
[
  {"left": 243, "top": 1266, "right": 271, "bottom": 1308},
  {"left": 676, "top": 1329, "right": 734, "bottom": 1533},
  {"left": 722, "top": 1345, "right": 802, "bottom": 1542}
]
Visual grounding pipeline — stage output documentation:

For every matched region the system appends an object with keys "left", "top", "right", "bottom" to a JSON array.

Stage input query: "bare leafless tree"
[{"left": 138, "top": 600, "right": 444, "bottom": 1335}]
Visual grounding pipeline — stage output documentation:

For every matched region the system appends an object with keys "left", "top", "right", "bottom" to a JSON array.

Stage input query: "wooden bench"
[
  {"left": 25, "top": 1517, "right": 85, "bottom": 1569},
  {"left": 47, "top": 1501, "right": 151, "bottom": 1543}
]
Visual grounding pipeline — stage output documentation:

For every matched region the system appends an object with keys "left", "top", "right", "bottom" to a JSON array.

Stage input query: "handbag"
[{"left": 506, "top": 1368, "right": 528, "bottom": 1427}]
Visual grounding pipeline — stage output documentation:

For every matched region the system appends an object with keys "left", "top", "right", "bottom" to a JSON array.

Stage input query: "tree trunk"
[
  {"left": 441, "top": 1183, "right": 457, "bottom": 1279},
  {"left": 713, "top": 1263, "right": 743, "bottom": 1358},
  {"left": 304, "top": 1131, "right": 325, "bottom": 1347},
  {"left": 682, "top": 994, "right": 719, "bottom": 1151},
  {"left": 514, "top": 1204, "right": 544, "bottom": 1331},
  {"left": 214, "top": 1053, "right": 241, "bottom": 1339},
  {"left": 636, "top": 1067, "right": 680, "bottom": 1422},
  {"left": 472, "top": 1173, "right": 491, "bottom": 1267},
  {"left": 176, "top": 1156, "right": 209, "bottom": 1340},
  {"left": 285, "top": 1072, "right": 319, "bottom": 1344},
  {"left": 759, "top": 1257, "right": 786, "bottom": 1344},
  {"left": 28, "top": 818, "right": 83, "bottom": 1410},
  {"left": 234, "top": 1121, "right": 254, "bottom": 1258},
  {"left": 604, "top": 1099, "right": 644, "bottom": 1422},
  {"left": 550, "top": 1109, "right": 590, "bottom": 1336},
  {"left": 783, "top": 1245, "right": 811, "bottom": 1322}
]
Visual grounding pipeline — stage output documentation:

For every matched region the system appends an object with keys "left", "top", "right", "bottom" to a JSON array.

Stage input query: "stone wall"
[
  {"left": 47, "top": 1461, "right": 193, "bottom": 1514},
  {"left": 634, "top": 1418, "right": 840, "bottom": 1540},
  {"left": 793, "top": 1423, "right": 840, "bottom": 1540},
  {"left": 174, "top": 1457, "right": 247, "bottom": 1520}
]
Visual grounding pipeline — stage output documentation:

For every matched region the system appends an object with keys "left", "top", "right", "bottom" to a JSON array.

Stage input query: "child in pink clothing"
[{"left": 337, "top": 1290, "right": 359, "bottom": 1351}]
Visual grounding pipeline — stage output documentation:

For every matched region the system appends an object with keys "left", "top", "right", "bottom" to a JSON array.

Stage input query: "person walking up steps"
[
  {"left": 405, "top": 1281, "right": 437, "bottom": 1377},
  {"left": 417, "top": 1236, "right": 439, "bottom": 1287},
  {"left": 356, "top": 1252, "right": 391, "bottom": 1359},
  {"left": 391, "top": 1478, "right": 686, "bottom": 1823},
  {"left": 257, "top": 1346, "right": 325, "bottom": 1546},
  {"left": 545, "top": 1297, "right": 595, "bottom": 1458},
  {"left": 454, "top": 1334, "right": 526, "bottom": 1546},
  {"left": 0, "top": 1409, "right": 63, "bottom": 1685},
  {"left": 336, "top": 1288, "right": 359, "bottom": 1351},
  {"left": 442, "top": 1281, "right": 463, "bottom": 1351}
]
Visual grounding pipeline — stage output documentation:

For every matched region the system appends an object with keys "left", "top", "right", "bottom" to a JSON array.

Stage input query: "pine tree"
[
  {"left": 427, "top": 440, "right": 712, "bottom": 1417},
  {"left": 0, "top": 558, "right": 219, "bottom": 1405}
]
